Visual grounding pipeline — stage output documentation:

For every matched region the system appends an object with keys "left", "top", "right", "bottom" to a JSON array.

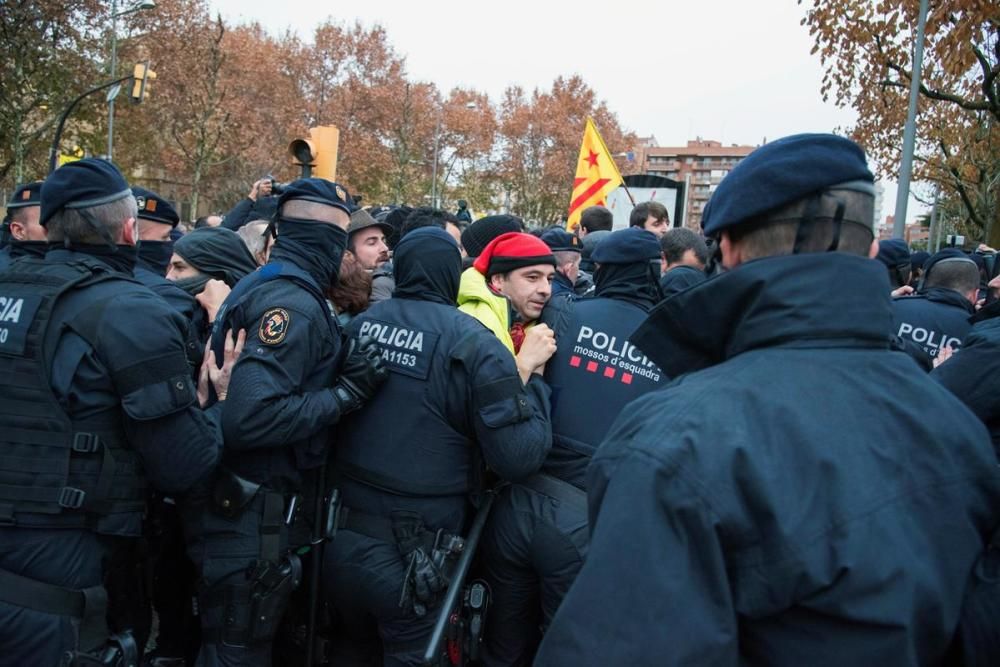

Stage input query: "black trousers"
[
  {"left": 0, "top": 528, "right": 110, "bottom": 667},
  {"left": 479, "top": 480, "right": 589, "bottom": 667},
  {"left": 323, "top": 530, "right": 440, "bottom": 667},
  {"left": 183, "top": 491, "right": 290, "bottom": 667}
]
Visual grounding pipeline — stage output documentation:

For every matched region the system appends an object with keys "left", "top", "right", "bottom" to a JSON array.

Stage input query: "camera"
[{"left": 269, "top": 178, "right": 290, "bottom": 195}]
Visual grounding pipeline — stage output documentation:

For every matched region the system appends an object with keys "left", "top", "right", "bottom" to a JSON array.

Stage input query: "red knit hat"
[{"left": 473, "top": 232, "right": 556, "bottom": 278}]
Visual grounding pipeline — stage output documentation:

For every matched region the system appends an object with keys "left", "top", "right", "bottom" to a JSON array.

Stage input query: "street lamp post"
[
  {"left": 892, "top": 0, "right": 929, "bottom": 239},
  {"left": 431, "top": 101, "right": 477, "bottom": 209},
  {"left": 107, "top": 0, "right": 155, "bottom": 159}
]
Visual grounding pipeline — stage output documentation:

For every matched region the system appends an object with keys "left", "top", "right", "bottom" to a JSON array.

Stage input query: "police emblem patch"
[
  {"left": 335, "top": 185, "right": 347, "bottom": 202},
  {"left": 259, "top": 308, "right": 290, "bottom": 345}
]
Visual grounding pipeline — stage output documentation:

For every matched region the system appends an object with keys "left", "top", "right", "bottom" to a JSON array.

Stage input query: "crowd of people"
[{"left": 0, "top": 132, "right": 998, "bottom": 667}]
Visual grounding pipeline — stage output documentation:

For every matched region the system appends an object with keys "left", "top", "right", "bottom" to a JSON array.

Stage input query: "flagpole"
[{"left": 621, "top": 181, "right": 636, "bottom": 206}]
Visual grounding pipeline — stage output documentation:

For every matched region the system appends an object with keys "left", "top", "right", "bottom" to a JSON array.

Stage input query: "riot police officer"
[
  {"left": 130, "top": 187, "right": 204, "bottom": 370},
  {"left": 0, "top": 158, "right": 222, "bottom": 665},
  {"left": 536, "top": 134, "right": 1000, "bottom": 666},
  {"left": 891, "top": 247, "right": 979, "bottom": 362},
  {"left": 0, "top": 181, "right": 46, "bottom": 271},
  {"left": 191, "top": 178, "right": 388, "bottom": 665},
  {"left": 323, "top": 226, "right": 555, "bottom": 666},
  {"left": 481, "top": 227, "right": 667, "bottom": 665}
]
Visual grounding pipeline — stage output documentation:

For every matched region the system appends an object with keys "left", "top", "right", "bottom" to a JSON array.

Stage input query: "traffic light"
[
  {"left": 130, "top": 61, "right": 156, "bottom": 103},
  {"left": 288, "top": 126, "right": 340, "bottom": 180}
]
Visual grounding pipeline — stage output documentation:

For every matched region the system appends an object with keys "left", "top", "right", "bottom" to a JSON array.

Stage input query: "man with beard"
[
  {"left": 0, "top": 181, "right": 46, "bottom": 271},
  {"left": 481, "top": 227, "right": 667, "bottom": 665},
  {"left": 536, "top": 134, "right": 1000, "bottom": 666},
  {"left": 189, "top": 179, "right": 389, "bottom": 665},
  {"left": 324, "top": 226, "right": 554, "bottom": 665},
  {"left": 347, "top": 209, "right": 394, "bottom": 302}
]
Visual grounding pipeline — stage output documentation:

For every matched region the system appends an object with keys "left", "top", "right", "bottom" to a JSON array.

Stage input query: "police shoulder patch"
[{"left": 259, "top": 307, "right": 291, "bottom": 345}]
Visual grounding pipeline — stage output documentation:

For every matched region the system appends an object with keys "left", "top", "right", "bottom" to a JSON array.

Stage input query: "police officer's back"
[
  {"left": 481, "top": 227, "right": 667, "bottom": 665},
  {"left": 536, "top": 135, "right": 1000, "bottom": 666},
  {"left": 0, "top": 159, "right": 221, "bottom": 665},
  {"left": 892, "top": 248, "right": 979, "bottom": 362},
  {"left": 324, "top": 226, "right": 553, "bottom": 665}
]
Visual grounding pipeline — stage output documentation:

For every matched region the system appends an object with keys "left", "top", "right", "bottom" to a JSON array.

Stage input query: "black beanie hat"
[{"left": 461, "top": 214, "right": 523, "bottom": 257}]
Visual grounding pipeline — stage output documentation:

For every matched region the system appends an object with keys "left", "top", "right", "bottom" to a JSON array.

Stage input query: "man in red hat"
[{"left": 458, "top": 232, "right": 558, "bottom": 380}]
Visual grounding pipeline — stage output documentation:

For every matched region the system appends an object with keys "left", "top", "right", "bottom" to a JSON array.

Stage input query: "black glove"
[
  {"left": 332, "top": 335, "right": 389, "bottom": 415},
  {"left": 405, "top": 547, "right": 449, "bottom": 617}
]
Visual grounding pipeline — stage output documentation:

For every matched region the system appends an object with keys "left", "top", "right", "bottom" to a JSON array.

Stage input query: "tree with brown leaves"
[{"left": 802, "top": 0, "right": 999, "bottom": 243}]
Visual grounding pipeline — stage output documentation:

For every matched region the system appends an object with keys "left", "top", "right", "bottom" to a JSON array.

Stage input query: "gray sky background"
[{"left": 209, "top": 0, "right": 927, "bottom": 224}]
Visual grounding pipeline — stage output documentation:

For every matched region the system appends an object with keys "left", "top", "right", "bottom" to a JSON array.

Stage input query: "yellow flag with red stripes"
[{"left": 566, "top": 117, "right": 624, "bottom": 231}]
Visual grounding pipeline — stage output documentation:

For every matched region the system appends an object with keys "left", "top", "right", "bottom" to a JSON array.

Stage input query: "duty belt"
[
  {"left": 336, "top": 506, "right": 399, "bottom": 544},
  {"left": 0, "top": 565, "right": 108, "bottom": 647}
]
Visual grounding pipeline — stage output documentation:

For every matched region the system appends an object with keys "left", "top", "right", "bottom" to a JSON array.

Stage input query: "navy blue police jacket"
[
  {"left": 134, "top": 259, "right": 204, "bottom": 368},
  {"left": 333, "top": 242, "right": 552, "bottom": 532},
  {"left": 0, "top": 248, "right": 221, "bottom": 536},
  {"left": 0, "top": 240, "right": 46, "bottom": 271},
  {"left": 659, "top": 264, "right": 707, "bottom": 298},
  {"left": 549, "top": 271, "right": 577, "bottom": 302},
  {"left": 933, "top": 300, "right": 1000, "bottom": 457},
  {"left": 536, "top": 252, "right": 1000, "bottom": 667},
  {"left": 891, "top": 286, "right": 974, "bottom": 360},
  {"left": 212, "top": 241, "right": 344, "bottom": 491},
  {"left": 540, "top": 271, "right": 665, "bottom": 489}
]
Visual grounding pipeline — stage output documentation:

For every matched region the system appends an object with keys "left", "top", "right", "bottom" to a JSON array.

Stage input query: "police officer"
[
  {"left": 539, "top": 228, "right": 582, "bottom": 302},
  {"left": 0, "top": 158, "right": 223, "bottom": 665},
  {"left": 876, "top": 238, "right": 913, "bottom": 294},
  {"left": 190, "top": 179, "right": 388, "bottom": 666},
  {"left": 130, "top": 187, "right": 203, "bottom": 360},
  {"left": 892, "top": 247, "right": 979, "bottom": 362},
  {"left": 536, "top": 134, "right": 1000, "bottom": 666},
  {"left": 323, "top": 226, "right": 555, "bottom": 666},
  {"left": 933, "top": 302, "right": 1000, "bottom": 455},
  {"left": 0, "top": 181, "right": 46, "bottom": 270},
  {"left": 481, "top": 227, "right": 666, "bottom": 665}
]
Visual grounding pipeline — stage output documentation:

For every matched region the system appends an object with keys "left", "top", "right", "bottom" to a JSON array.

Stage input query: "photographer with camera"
[{"left": 222, "top": 177, "right": 281, "bottom": 232}]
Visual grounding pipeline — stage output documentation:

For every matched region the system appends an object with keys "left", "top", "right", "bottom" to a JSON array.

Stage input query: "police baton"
[
  {"left": 304, "top": 465, "right": 339, "bottom": 667},
  {"left": 422, "top": 490, "right": 496, "bottom": 666}
]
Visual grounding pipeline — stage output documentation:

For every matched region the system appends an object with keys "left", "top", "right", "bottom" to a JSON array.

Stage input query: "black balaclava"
[
  {"left": 594, "top": 261, "right": 662, "bottom": 310},
  {"left": 137, "top": 239, "right": 174, "bottom": 276},
  {"left": 173, "top": 226, "right": 258, "bottom": 289},
  {"left": 270, "top": 217, "right": 348, "bottom": 290},
  {"left": 392, "top": 226, "right": 461, "bottom": 305}
]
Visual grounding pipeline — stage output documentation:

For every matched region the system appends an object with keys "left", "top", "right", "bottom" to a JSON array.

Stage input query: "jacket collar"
[{"left": 631, "top": 253, "right": 894, "bottom": 378}]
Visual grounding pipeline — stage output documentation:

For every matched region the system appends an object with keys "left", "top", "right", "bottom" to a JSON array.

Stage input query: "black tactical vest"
[
  {"left": 334, "top": 299, "right": 478, "bottom": 497},
  {"left": 0, "top": 259, "right": 146, "bottom": 525},
  {"left": 544, "top": 297, "right": 665, "bottom": 484}
]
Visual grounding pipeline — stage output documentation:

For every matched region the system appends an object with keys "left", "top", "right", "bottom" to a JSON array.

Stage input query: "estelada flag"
[{"left": 566, "top": 117, "right": 624, "bottom": 231}]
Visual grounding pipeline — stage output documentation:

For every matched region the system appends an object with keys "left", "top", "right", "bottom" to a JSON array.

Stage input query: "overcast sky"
[{"left": 209, "top": 0, "right": 926, "bottom": 224}]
